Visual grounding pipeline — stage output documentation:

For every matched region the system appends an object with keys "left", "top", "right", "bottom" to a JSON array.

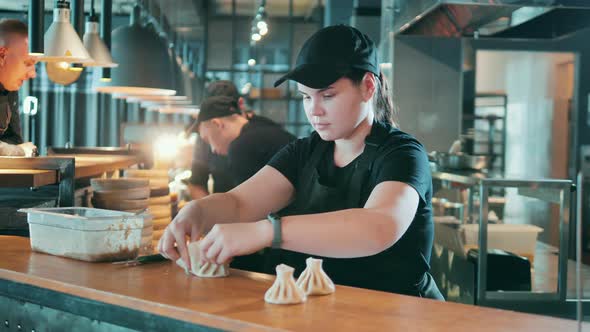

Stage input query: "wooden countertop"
[
  {"left": 0, "top": 236, "right": 582, "bottom": 331},
  {"left": 63, "top": 154, "right": 139, "bottom": 179},
  {"left": 0, "top": 154, "right": 138, "bottom": 187},
  {"left": 0, "top": 169, "right": 58, "bottom": 187}
]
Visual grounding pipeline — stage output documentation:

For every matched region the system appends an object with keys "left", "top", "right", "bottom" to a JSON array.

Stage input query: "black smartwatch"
[{"left": 266, "top": 213, "right": 282, "bottom": 249}]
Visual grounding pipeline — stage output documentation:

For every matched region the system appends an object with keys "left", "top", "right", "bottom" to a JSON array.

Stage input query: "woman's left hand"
[{"left": 198, "top": 220, "right": 273, "bottom": 265}]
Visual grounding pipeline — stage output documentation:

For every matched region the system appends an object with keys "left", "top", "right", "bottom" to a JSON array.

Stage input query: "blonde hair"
[{"left": 0, "top": 19, "right": 27, "bottom": 47}]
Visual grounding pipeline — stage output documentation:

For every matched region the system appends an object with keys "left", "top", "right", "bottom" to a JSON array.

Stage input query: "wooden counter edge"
[{"left": 0, "top": 268, "right": 282, "bottom": 332}]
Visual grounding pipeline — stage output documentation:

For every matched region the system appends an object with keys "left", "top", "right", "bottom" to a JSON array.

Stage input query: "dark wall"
[{"left": 391, "top": 35, "right": 463, "bottom": 152}]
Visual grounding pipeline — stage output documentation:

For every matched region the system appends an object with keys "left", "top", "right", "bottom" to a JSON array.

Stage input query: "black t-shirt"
[
  {"left": 268, "top": 124, "right": 434, "bottom": 264},
  {"left": 190, "top": 115, "right": 296, "bottom": 191},
  {"left": 0, "top": 90, "right": 23, "bottom": 145},
  {"left": 227, "top": 116, "right": 296, "bottom": 186},
  {"left": 190, "top": 140, "right": 234, "bottom": 193}
]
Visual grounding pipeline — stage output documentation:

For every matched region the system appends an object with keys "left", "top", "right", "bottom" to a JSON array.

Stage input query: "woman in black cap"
[{"left": 160, "top": 25, "right": 443, "bottom": 300}]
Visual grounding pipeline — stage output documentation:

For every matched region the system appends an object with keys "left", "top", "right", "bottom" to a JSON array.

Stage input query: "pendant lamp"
[
  {"left": 83, "top": 0, "right": 117, "bottom": 68},
  {"left": 158, "top": 106, "right": 199, "bottom": 116},
  {"left": 95, "top": 5, "right": 176, "bottom": 96},
  {"left": 41, "top": 0, "right": 92, "bottom": 63}
]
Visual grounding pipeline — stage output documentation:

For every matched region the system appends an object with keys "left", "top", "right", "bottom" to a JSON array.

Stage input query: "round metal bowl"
[{"left": 433, "top": 152, "right": 489, "bottom": 170}]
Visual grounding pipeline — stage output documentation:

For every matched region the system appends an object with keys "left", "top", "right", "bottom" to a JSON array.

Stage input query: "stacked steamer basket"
[
  {"left": 124, "top": 170, "right": 172, "bottom": 251},
  {"left": 89, "top": 178, "right": 153, "bottom": 254}
]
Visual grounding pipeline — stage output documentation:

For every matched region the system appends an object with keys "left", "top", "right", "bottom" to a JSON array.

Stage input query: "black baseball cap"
[
  {"left": 274, "top": 25, "right": 379, "bottom": 89},
  {"left": 196, "top": 96, "right": 241, "bottom": 130},
  {"left": 205, "top": 80, "right": 240, "bottom": 100}
]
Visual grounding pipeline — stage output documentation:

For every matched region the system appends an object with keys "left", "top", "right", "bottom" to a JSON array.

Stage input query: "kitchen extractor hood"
[{"left": 392, "top": 0, "right": 590, "bottom": 39}]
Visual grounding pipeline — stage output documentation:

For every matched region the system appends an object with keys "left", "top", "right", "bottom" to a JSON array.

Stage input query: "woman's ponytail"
[
  {"left": 374, "top": 72, "right": 398, "bottom": 128},
  {"left": 345, "top": 69, "right": 399, "bottom": 128}
]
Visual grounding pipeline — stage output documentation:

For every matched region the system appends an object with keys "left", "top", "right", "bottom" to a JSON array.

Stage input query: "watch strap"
[{"left": 267, "top": 213, "right": 282, "bottom": 249}]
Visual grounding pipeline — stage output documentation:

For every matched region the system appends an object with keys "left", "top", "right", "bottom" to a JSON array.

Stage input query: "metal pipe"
[
  {"left": 100, "top": 0, "right": 112, "bottom": 81},
  {"left": 576, "top": 171, "right": 583, "bottom": 331},
  {"left": 71, "top": 0, "right": 85, "bottom": 39},
  {"left": 28, "top": 0, "right": 44, "bottom": 55},
  {"left": 201, "top": 0, "right": 209, "bottom": 79},
  {"left": 131, "top": 4, "right": 141, "bottom": 26},
  {"left": 231, "top": 0, "right": 236, "bottom": 82},
  {"left": 27, "top": 0, "right": 44, "bottom": 144}
]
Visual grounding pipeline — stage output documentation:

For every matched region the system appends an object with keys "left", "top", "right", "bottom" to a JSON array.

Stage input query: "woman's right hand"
[{"left": 158, "top": 200, "right": 203, "bottom": 269}]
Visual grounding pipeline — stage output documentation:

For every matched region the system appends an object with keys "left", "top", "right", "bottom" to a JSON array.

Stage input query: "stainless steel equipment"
[
  {"left": 391, "top": 0, "right": 590, "bottom": 39},
  {"left": 431, "top": 151, "right": 489, "bottom": 170},
  {"left": 430, "top": 169, "right": 575, "bottom": 317}
]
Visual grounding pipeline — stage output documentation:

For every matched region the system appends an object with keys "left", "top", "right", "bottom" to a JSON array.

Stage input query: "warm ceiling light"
[
  {"left": 252, "top": 33, "right": 261, "bottom": 41},
  {"left": 45, "top": 62, "right": 83, "bottom": 85},
  {"left": 41, "top": 0, "right": 92, "bottom": 63}
]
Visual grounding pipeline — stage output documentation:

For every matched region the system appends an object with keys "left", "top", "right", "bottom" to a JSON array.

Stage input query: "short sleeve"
[
  {"left": 373, "top": 141, "right": 431, "bottom": 204},
  {"left": 267, "top": 139, "right": 304, "bottom": 188}
]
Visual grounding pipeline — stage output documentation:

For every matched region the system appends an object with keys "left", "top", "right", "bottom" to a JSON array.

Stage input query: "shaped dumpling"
[
  {"left": 175, "top": 257, "right": 190, "bottom": 275},
  {"left": 174, "top": 241, "right": 229, "bottom": 278},
  {"left": 188, "top": 241, "right": 229, "bottom": 278},
  {"left": 296, "top": 257, "right": 335, "bottom": 295},
  {"left": 264, "top": 264, "right": 307, "bottom": 304}
]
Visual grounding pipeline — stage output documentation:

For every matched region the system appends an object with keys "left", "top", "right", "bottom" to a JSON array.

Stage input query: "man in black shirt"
[
  {"left": 189, "top": 80, "right": 248, "bottom": 199},
  {"left": 196, "top": 95, "right": 296, "bottom": 188},
  {"left": 0, "top": 19, "right": 37, "bottom": 156}
]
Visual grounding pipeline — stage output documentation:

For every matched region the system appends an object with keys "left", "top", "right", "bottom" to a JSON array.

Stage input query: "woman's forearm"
[
  {"left": 192, "top": 192, "right": 242, "bottom": 231},
  {"left": 280, "top": 208, "right": 402, "bottom": 258}
]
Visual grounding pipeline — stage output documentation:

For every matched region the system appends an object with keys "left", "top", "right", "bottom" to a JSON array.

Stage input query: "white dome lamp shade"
[
  {"left": 83, "top": 15, "right": 118, "bottom": 67},
  {"left": 143, "top": 103, "right": 199, "bottom": 116},
  {"left": 158, "top": 106, "right": 199, "bottom": 116},
  {"left": 125, "top": 95, "right": 186, "bottom": 102},
  {"left": 95, "top": 5, "right": 176, "bottom": 96},
  {"left": 41, "top": 0, "right": 92, "bottom": 63},
  {"left": 139, "top": 100, "right": 193, "bottom": 108}
]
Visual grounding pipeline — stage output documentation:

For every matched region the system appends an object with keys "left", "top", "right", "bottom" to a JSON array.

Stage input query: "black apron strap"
[
  {"left": 347, "top": 122, "right": 391, "bottom": 207},
  {"left": 298, "top": 134, "right": 330, "bottom": 197}
]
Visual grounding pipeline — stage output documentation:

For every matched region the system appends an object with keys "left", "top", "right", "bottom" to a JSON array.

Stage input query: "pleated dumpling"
[
  {"left": 175, "top": 257, "right": 190, "bottom": 274},
  {"left": 296, "top": 257, "right": 335, "bottom": 295},
  {"left": 188, "top": 241, "right": 229, "bottom": 278},
  {"left": 175, "top": 241, "right": 229, "bottom": 278},
  {"left": 264, "top": 264, "right": 307, "bottom": 304}
]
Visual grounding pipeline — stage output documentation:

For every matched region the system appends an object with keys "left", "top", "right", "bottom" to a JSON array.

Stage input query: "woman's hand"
[
  {"left": 158, "top": 200, "right": 203, "bottom": 269},
  {"left": 198, "top": 221, "right": 273, "bottom": 265}
]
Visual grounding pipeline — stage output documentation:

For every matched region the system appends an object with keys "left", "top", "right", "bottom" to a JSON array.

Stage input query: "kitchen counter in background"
[
  {"left": 0, "top": 154, "right": 139, "bottom": 188},
  {"left": 0, "top": 236, "right": 582, "bottom": 331}
]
